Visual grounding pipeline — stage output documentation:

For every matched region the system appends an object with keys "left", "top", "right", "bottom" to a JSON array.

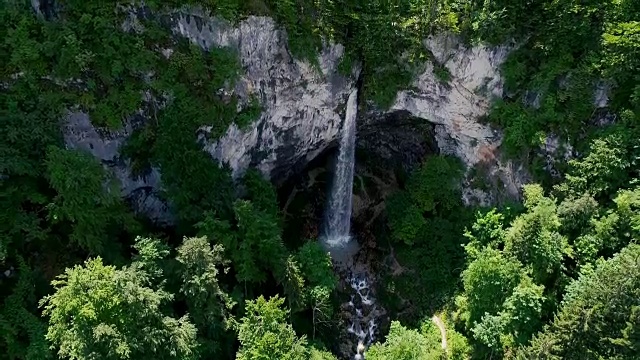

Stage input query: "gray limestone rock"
[
  {"left": 63, "top": 12, "right": 530, "bottom": 223},
  {"left": 172, "top": 11, "right": 357, "bottom": 184},
  {"left": 389, "top": 33, "right": 528, "bottom": 204},
  {"left": 63, "top": 11, "right": 356, "bottom": 224},
  {"left": 62, "top": 112, "right": 173, "bottom": 225}
]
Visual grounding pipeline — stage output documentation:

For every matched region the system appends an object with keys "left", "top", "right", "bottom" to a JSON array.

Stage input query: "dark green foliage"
[
  {"left": 256, "top": 0, "right": 461, "bottom": 107},
  {"left": 44, "top": 1, "right": 158, "bottom": 129},
  {"left": 152, "top": 98, "right": 236, "bottom": 230},
  {"left": 280, "top": 255, "right": 307, "bottom": 312},
  {"left": 556, "top": 121, "right": 640, "bottom": 201},
  {"left": 2, "top": 1, "right": 640, "bottom": 359},
  {"left": 0, "top": 260, "right": 51, "bottom": 360},
  {"left": 0, "top": 59, "right": 65, "bottom": 263},
  {"left": 518, "top": 244, "right": 640, "bottom": 360},
  {"left": 387, "top": 156, "right": 465, "bottom": 246},
  {"left": 198, "top": 200, "right": 287, "bottom": 288},
  {"left": 45, "top": 147, "right": 137, "bottom": 255},
  {"left": 0, "top": 2, "right": 261, "bottom": 357},
  {"left": 242, "top": 169, "right": 279, "bottom": 218},
  {"left": 264, "top": 0, "right": 323, "bottom": 63},
  {"left": 460, "top": 0, "right": 640, "bottom": 170},
  {"left": 176, "top": 236, "right": 235, "bottom": 358},
  {"left": 383, "top": 155, "right": 469, "bottom": 320}
]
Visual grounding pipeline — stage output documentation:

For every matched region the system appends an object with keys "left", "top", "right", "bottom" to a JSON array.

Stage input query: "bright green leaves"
[
  {"left": 602, "top": 21, "right": 640, "bottom": 84},
  {"left": 236, "top": 295, "right": 309, "bottom": 360},
  {"left": 366, "top": 321, "right": 445, "bottom": 360},
  {"left": 460, "top": 249, "right": 524, "bottom": 328},
  {"left": 176, "top": 236, "right": 235, "bottom": 358},
  {"left": 176, "top": 237, "right": 233, "bottom": 318},
  {"left": 366, "top": 317, "right": 471, "bottom": 360},
  {"left": 521, "top": 244, "right": 640, "bottom": 359},
  {"left": 459, "top": 248, "right": 544, "bottom": 355},
  {"left": 0, "top": 259, "right": 51, "bottom": 360},
  {"left": 40, "top": 252, "right": 198, "bottom": 360},
  {"left": 290, "top": 242, "right": 337, "bottom": 337},
  {"left": 310, "top": 346, "right": 339, "bottom": 360},
  {"left": 504, "top": 185, "right": 569, "bottom": 283},
  {"left": 458, "top": 166, "right": 640, "bottom": 356},
  {"left": 458, "top": 186, "right": 568, "bottom": 353},
  {"left": 463, "top": 209, "right": 506, "bottom": 260},
  {"left": 570, "top": 186, "right": 640, "bottom": 266},
  {"left": 493, "top": 277, "right": 544, "bottom": 349},
  {"left": 296, "top": 242, "right": 337, "bottom": 290},
  {"left": 560, "top": 134, "right": 632, "bottom": 199}
]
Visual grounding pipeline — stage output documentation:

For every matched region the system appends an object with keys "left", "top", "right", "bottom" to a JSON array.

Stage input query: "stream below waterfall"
[{"left": 321, "top": 89, "right": 381, "bottom": 359}]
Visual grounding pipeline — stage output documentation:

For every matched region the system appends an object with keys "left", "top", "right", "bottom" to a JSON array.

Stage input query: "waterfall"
[
  {"left": 322, "top": 89, "right": 358, "bottom": 247},
  {"left": 320, "top": 89, "right": 379, "bottom": 359}
]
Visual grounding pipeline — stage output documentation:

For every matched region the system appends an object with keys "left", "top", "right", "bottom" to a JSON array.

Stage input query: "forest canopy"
[{"left": 1, "top": 0, "right": 639, "bottom": 359}]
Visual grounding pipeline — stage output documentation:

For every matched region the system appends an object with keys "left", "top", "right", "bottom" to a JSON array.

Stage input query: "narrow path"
[{"left": 431, "top": 315, "right": 447, "bottom": 350}]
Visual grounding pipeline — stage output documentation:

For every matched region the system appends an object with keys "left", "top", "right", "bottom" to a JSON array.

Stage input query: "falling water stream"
[
  {"left": 321, "top": 89, "right": 378, "bottom": 359},
  {"left": 323, "top": 89, "right": 358, "bottom": 247}
]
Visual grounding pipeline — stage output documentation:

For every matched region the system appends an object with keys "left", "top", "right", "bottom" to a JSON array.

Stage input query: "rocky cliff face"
[
  {"left": 171, "top": 10, "right": 357, "bottom": 183},
  {"left": 63, "top": 11, "right": 356, "bottom": 224},
  {"left": 63, "top": 112, "right": 173, "bottom": 225},
  {"left": 389, "top": 33, "right": 528, "bottom": 203},
  {"left": 63, "top": 10, "right": 526, "bottom": 222}
]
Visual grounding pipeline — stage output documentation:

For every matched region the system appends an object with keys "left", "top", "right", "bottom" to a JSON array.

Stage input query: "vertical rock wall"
[
  {"left": 62, "top": 10, "right": 527, "bottom": 222},
  {"left": 171, "top": 11, "right": 358, "bottom": 183}
]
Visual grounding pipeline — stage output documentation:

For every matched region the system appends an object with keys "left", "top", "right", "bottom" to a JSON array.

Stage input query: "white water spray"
[
  {"left": 322, "top": 89, "right": 358, "bottom": 248},
  {"left": 320, "top": 89, "right": 379, "bottom": 358}
]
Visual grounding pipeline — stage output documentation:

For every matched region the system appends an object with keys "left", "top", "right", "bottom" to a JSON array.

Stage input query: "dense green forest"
[{"left": 1, "top": 0, "right": 639, "bottom": 359}]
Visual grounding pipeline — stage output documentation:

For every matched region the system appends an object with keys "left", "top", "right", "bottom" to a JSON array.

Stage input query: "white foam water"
[
  {"left": 319, "top": 89, "right": 379, "bottom": 358},
  {"left": 322, "top": 89, "right": 358, "bottom": 246}
]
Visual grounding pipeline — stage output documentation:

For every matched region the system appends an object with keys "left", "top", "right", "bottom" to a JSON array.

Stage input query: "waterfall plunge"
[
  {"left": 322, "top": 89, "right": 358, "bottom": 248},
  {"left": 321, "top": 89, "right": 378, "bottom": 359}
]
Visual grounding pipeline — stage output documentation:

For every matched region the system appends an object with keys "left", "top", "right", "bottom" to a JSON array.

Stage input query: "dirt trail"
[{"left": 431, "top": 315, "right": 447, "bottom": 350}]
